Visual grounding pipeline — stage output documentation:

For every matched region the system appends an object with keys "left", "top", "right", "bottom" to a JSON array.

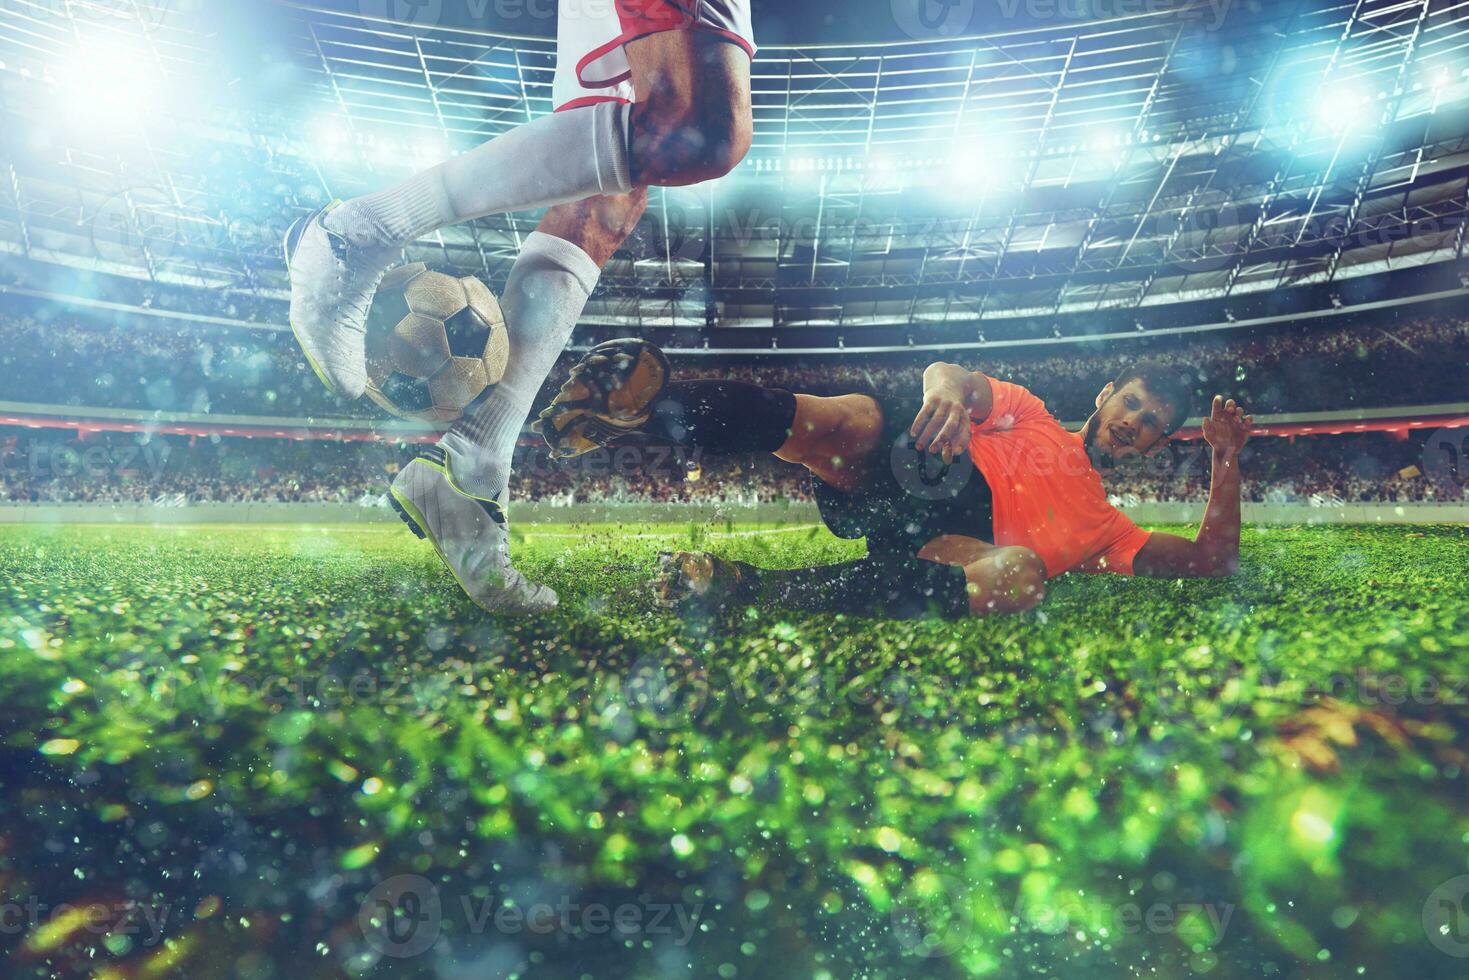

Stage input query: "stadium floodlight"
[
  {"left": 949, "top": 137, "right": 1010, "bottom": 193},
  {"left": 1078, "top": 127, "right": 1127, "bottom": 174},
  {"left": 1313, "top": 83, "right": 1373, "bottom": 133},
  {"left": 52, "top": 35, "right": 161, "bottom": 132},
  {"left": 782, "top": 156, "right": 822, "bottom": 186}
]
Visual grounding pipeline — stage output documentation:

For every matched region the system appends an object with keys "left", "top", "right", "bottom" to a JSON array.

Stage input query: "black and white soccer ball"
[{"left": 364, "top": 263, "right": 510, "bottom": 423}]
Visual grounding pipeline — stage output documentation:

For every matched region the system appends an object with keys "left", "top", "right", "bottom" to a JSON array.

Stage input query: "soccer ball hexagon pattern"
[{"left": 364, "top": 263, "right": 510, "bottom": 423}]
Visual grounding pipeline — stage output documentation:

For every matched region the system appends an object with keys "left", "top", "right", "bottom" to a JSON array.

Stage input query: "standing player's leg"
[
  {"left": 425, "top": 23, "right": 751, "bottom": 502},
  {"left": 388, "top": 190, "right": 646, "bottom": 615},
  {"left": 376, "top": 22, "right": 751, "bottom": 613},
  {"left": 285, "top": 16, "right": 753, "bottom": 399},
  {"left": 440, "top": 191, "right": 648, "bottom": 499}
]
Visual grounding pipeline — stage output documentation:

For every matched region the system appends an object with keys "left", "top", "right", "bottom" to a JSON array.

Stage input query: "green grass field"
[{"left": 1, "top": 521, "right": 1467, "bottom": 979}]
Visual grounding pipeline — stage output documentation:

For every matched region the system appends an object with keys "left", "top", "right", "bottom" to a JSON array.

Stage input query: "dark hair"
[{"left": 1111, "top": 361, "right": 1195, "bottom": 433}]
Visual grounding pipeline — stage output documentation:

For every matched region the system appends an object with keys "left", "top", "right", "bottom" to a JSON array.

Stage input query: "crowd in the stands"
[
  {"left": 0, "top": 431, "right": 811, "bottom": 505},
  {"left": 638, "top": 314, "right": 1469, "bottom": 422},
  {"left": 1106, "top": 432, "right": 1457, "bottom": 505},
  {"left": 1, "top": 428, "right": 1460, "bottom": 506},
  {"left": 1, "top": 308, "right": 1465, "bottom": 423},
  {"left": 1, "top": 301, "right": 1463, "bottom": 508},
  {"left": 0, "top": 315, "right": 352, "bottom": 418}
]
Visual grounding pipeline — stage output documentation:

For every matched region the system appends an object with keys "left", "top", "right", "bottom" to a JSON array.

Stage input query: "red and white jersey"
[{"left": 552, "top": 0, "right": 755, "bottom": 112}]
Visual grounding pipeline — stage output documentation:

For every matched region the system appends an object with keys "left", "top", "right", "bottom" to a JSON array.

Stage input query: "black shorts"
[{"left": 810, "top": 389, "right": 994, "bottom": 559}]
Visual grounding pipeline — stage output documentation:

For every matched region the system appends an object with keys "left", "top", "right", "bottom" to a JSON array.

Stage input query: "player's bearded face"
[{"left": 1086, "top": 381, "right": 1171, "bottom": 466}]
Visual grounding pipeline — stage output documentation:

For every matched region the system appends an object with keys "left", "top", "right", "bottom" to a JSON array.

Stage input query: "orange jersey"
[{"left": 967, "top": 378, "right": 1152, "bottom": 578}]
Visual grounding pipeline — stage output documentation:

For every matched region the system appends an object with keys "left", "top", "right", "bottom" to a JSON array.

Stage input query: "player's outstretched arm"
[
  {"left": 1133, "top": 395, "right": 1253, "bottom": 579},
  {"left": 911, "top": 363, "right": 994, "bottom": 463}
]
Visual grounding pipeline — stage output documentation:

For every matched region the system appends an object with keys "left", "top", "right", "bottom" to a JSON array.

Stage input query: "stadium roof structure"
[{"left": 1, "top": 0, "right": 1467, "bottom": 347}]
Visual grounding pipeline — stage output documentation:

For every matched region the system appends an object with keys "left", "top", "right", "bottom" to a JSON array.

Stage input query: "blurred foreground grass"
[{"left": 1, "top": 522, "right": 1467, "bottom": 979}]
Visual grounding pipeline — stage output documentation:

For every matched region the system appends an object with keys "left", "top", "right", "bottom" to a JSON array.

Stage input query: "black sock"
[
  {"left": 743, "top": 557, "right": 971, "bottom": 620},
  {"left": 646, "top": 381, "right": 797, "bottom": 454}
]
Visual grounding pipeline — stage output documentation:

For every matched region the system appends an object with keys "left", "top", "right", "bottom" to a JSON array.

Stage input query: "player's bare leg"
[
  {"left": 772, "top": 393, "right": 885, "bottom": 492},
  {"left": 388, "top": 28, "right": 749, "bottom": 615},
  {"left": 624, "top": 30, "right": 753, "bottom": 187},
  {"left": 915, "top": 536, "right": 1048, "bottom": 615},
  {"left": 773, "top": 396, "right": 1046, "bottom": 612}
]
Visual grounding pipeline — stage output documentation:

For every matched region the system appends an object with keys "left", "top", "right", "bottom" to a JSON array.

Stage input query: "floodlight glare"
[
  {"left": 1313, "top": 84, "right": 1372, "bottom": 132},
  {"left": 53, "top": 35, "right": 161, "bottom": 131},
  {"left": 311, "top": 116, "right": 353, "bottom": 161},
  {"left": 949, "top": 137, "right": 1007, "bottom": 191}
]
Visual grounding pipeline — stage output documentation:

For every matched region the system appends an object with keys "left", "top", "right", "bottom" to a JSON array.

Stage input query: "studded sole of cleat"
[{"left": 388, "top": 490, "right": 426, "bottom": 540}]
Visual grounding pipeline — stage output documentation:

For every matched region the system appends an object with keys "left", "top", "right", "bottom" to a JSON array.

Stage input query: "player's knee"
[
  {"left": 635, "top": 90, "right": 752, "bottom": 184},
  {"left": 781, "top": 395, "right": 840, "bottom": 462},
  {"left": 808, "top": 396, "right": 881, "bottom": 463},
  {"left": 964, "top": 547, "right": 1047, "bottom": 616},
  {"left": 1007, "top": 549, "right": 1049, "bottom": 610},
  {"left": 696, "top": 104, "right": 752, "bottom": 177},
  {"left": 833, "top": 397, "right": 884, "bottom": 457},
  {"left": 671, "top": 106, "right": 750, "bottom": 181}
]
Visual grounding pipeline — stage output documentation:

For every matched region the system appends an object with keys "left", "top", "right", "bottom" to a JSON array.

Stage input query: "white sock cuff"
[
  {"left": 592, "top": 100, "right": 633, "bottom": 196},
  {"left": 353, "top": 168, "right": 450, "bottom": 246},
  {"left": 519, "top": 230, "right": 602, "bottom": 296}
]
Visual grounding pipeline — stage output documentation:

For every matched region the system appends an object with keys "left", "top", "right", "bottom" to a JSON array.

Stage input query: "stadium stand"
[
  {"left": 3, "top": 308, "right": 1465, "bottom": 421},
  {"left": 2, "top": 426, "right": 1459, "bottom": 507}
]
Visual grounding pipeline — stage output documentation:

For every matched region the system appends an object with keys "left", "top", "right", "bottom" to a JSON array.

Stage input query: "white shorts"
[{"left": 552, "top": 0, "right": 755, "bottom": 112}]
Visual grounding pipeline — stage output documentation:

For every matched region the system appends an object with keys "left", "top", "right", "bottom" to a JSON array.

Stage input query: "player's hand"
[
  {"left": 1201, "top": 395, "right": 1252, "bottom": 459},
  {"left": 910, "top": 384, "right": 970, "bottom": 464}
]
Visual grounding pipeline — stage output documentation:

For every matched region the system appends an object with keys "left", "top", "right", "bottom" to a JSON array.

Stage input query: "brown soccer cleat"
[
  {"left": 650, "top": 551, "right": 756, "bottom": 614},
  {"left": 532, "top": 338, "right": 671, "bottom": 459}
]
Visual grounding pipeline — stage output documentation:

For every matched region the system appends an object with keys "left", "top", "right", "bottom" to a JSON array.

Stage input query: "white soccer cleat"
[
  {"left": 283, "top": 201, "right": 400, "bottom": 399},
  {"left": 388, "top": 449, "right": 558, "bottom": 616}
]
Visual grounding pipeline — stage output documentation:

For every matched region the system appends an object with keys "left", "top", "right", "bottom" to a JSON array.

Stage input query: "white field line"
[
  {"left": 521, "top": 524, "right": 825, "bottom": 541},
  {"left": 30, "top": 523, "right": 826, "bottom": 538}
]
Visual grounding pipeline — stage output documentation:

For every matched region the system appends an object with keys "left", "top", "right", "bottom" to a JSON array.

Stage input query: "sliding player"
[
  {"left": 286, "top": 4, "right": 755, "bottom": 613},
  {"left": 536, "top": 340, "right": 1253, "bottom": 618}
]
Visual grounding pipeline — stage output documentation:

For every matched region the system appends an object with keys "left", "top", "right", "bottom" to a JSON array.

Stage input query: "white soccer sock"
[
  {"left": 326, "top": 102, "right": 632, "bottom": 248},
  {"left": 438, "top": 231, "right": 601, "bottom": 500}
]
